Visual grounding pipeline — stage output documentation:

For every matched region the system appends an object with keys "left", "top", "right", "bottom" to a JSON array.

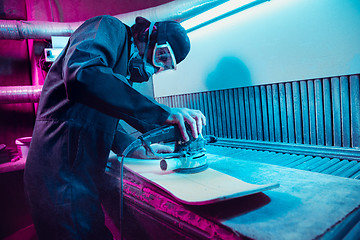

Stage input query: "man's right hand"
[{"left": 164, "top": 107, "right": 206, "bottom": 142}]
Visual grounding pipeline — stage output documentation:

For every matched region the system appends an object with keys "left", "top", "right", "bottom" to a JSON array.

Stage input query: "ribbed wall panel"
[{"left": 156, "top": 74, "right": 360, "bottom": 148}]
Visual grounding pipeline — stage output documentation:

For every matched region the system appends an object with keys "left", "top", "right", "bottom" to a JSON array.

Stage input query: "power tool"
[
  {"left": 117, "top": 125, "right": 216, "bottom": 238},
  {"left": 121, "top": 125, "right": 216, "bottom": 173}
]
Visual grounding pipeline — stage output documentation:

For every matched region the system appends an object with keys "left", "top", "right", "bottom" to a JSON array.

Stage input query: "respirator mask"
[{"left": 128, "top": 22, "right": 158, "bottom": 83}]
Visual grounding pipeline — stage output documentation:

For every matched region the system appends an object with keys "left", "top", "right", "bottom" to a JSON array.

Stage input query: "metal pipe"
[
  {"left": 0, "top": 0, "right": 228, "bottom": 40},
  {"left": 0, "top": 20, "right": 80, "bottom": 40},
  {"left": 0, "top": 85, "right": 42, "bottom": 104},
  {"left": 115, "top": 0, "right": 228, "bottom": 24},
  {"left": 0, "top": 0, "right": 229, "bottom": 104}
]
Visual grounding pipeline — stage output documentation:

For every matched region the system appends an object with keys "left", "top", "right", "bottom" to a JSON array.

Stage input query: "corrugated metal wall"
[
  {"left": 156, "top": 74, "right": 360, "bottom": 148},
  {"left": 205, "top": 145, "right": 360, "bottom": 179}
]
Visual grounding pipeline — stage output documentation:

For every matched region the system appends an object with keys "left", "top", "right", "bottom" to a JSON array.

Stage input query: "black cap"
[{"left": 156, "top": 21, "right": 190, "bottom": 64}]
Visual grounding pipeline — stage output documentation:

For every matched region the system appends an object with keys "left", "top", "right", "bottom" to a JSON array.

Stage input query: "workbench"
[{"left": 104, "top": 153, "right": 360, "bottom": 240}]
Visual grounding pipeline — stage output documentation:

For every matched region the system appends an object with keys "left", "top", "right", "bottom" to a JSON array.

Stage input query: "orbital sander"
[{"left": 121, "top": 125, "right": 216, "bottom": 173}]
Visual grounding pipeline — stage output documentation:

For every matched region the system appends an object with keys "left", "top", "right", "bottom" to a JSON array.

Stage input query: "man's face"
[
  {"left": 134, "top": 41, "right": 146, "bottom": 56},
  {"left": 134, "top": 41, "right": 157, "bottom": 69}
]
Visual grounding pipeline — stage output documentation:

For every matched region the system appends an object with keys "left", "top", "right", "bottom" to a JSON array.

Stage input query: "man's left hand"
[{"left": 128, "top": 143, "right": 173, "bottom": 159}]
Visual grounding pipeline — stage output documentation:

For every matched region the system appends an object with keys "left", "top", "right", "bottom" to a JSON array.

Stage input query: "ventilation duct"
[
  {"left": 0, "top": 0, "right": 230, "bottom": 104},
  {"left": 0, "top": 86, "right": 42, "bottom": 104},
  {"left": 0, "top": 0, "right": 228, "bottom": 40}
]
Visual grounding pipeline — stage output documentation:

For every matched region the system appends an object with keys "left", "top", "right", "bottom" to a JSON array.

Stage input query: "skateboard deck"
[{"left": 123, "top": 158, "right": 280, "bottom": 205}]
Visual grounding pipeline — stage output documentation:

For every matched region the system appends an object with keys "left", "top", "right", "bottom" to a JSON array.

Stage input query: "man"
[{"left": 24, "top": 15, "right": 205, "bottom": 239}]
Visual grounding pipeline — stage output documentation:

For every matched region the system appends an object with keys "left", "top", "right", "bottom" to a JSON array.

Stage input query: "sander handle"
[
  {"left": 160, "top": 158, "right": 182, "bottom": 171},
  {"left": 139, "top": 124, "right": 194, "bottom": 145}
]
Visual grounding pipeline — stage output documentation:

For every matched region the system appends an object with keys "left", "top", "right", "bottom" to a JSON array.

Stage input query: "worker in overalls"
[{"left": 24, "top": 15, "right": 206, "bottom": 239}]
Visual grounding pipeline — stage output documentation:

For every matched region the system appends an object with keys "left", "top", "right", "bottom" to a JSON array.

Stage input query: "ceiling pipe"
[
  {"left": 0, "top": 0, "right": 229, "bottom": 104},
  {"left": 0, "top": 85, "right": 42, "bottom": 104},
  {"left": 0, "top": 0, "right": 228, "bottom": 40}
]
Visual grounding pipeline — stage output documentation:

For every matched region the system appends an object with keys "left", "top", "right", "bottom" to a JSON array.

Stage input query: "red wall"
[
  {"left": 0, "top": 0, "right": 172, "bottom": 147},
  {"left": 27, "top": 0, "right": 173, "bottom": 22}
]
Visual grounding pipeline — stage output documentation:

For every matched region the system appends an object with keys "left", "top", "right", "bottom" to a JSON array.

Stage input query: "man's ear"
[{"left": 132, "top": 17, "right": 151, "bottom": 42}]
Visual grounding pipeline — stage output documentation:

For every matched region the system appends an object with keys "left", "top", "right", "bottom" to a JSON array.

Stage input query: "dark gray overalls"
[{"left": 24, "top": 15, "right": 170, "bottom": 239}]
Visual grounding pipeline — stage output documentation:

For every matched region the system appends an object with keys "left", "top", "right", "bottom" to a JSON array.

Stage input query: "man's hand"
[
  {"left": 127, "top": 143, "right": 173, "bottom": 159},
  {"left": 165, "top": 108, "right": 206, "bottom": 141}
]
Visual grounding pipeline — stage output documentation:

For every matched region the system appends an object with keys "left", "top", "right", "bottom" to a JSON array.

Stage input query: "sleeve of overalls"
[
  {"left": 111, "top": 121, "right": 137, "bottom": 155},
  {"left": 63, "top": 15, "right": 170, "bottom": 133}
]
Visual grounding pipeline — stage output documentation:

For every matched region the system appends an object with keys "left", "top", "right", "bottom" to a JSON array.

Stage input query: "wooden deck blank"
[{"left": 123, "top": 158, "right": 280, "bottom": 205}]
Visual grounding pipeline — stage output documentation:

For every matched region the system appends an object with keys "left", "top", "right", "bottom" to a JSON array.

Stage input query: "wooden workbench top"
[{"left": 106, "top": 153, "right": 360, "bottom": 239}]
